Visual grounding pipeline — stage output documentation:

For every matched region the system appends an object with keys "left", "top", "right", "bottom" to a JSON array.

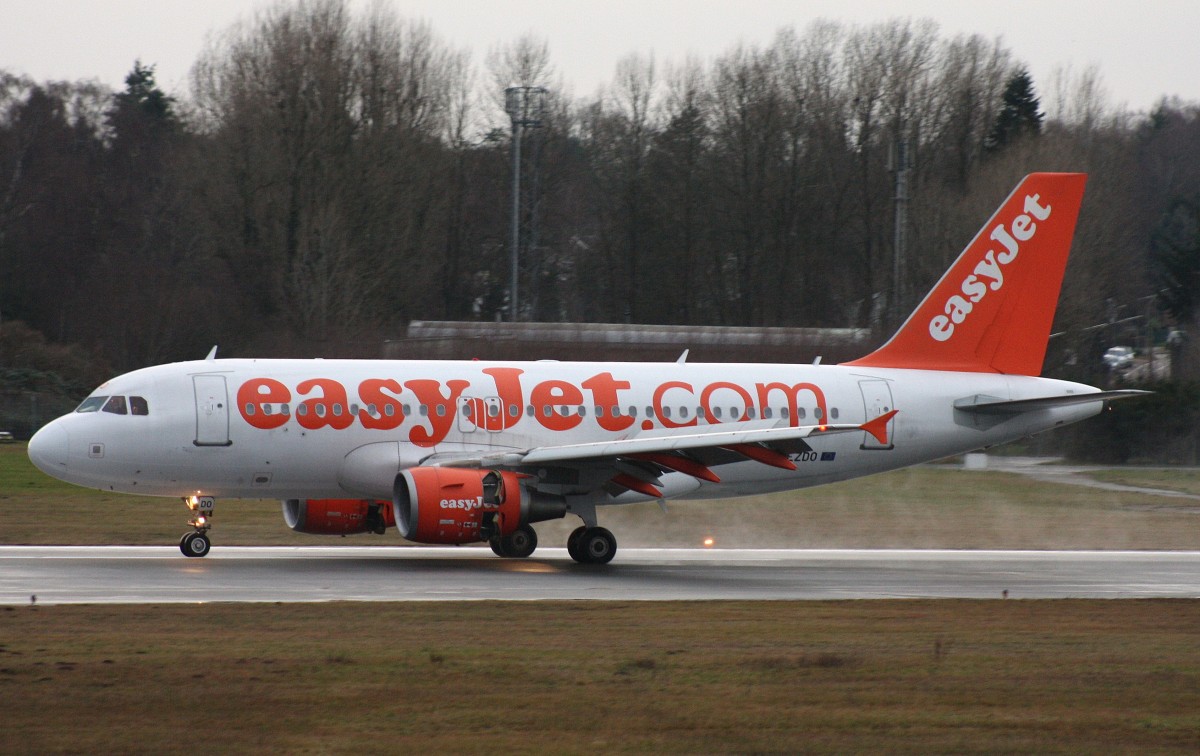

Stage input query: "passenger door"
[{"left": 193, "top": 375, "right": 232, "bottom": 447}]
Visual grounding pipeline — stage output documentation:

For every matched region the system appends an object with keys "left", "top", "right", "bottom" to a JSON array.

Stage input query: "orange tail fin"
[{"left": 845, "top": 172, "right": 1087, "bottom": 375}]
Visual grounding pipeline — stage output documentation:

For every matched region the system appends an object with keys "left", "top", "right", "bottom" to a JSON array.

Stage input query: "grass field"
[
  {"left": 2, "top": 600, "right": 1199, "bottom": 754},
  {"left": 4, "top": 443, "right": 1200, "bottom": 550},
  {"left": 1089, "top": 467, "right": 1200, "bottom": 496}
]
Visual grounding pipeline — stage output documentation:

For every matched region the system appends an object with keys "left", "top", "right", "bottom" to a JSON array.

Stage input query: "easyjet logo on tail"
[{"left": 928, "top": 193, "right": 1052, "bottom": 342}]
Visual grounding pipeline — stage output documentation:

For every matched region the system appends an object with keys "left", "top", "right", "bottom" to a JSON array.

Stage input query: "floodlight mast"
[{"left": 505, "top": 86, "right": 547, "bottom": 322}]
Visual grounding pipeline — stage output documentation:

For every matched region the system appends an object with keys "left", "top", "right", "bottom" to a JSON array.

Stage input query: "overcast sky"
[{"left": 4, "top": 0, "right": 1198, "bottom": 114}]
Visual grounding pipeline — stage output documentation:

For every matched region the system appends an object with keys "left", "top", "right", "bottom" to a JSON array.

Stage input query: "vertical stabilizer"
[{"left": 845, "top": 172, "right": 1087, "bottom": 375}]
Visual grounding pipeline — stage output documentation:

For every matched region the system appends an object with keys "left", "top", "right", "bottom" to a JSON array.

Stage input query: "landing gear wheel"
[
  {"left": 489, "top": 536, "right": 511, "bottom": 557},
  {"left": 566, "top": 526, "right": 588, "bottom": 562},
  {"left": 180, "top": 532, "right": 211, "bottom": 558},
  {"left": 501, "top": 526, "right": 537, "bottom": 559},
  {"left": 570, "top": 526, "right": 616, "bottom": 565}
]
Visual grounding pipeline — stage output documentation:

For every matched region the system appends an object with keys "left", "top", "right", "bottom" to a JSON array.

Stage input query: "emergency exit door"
[{"left": 858, "top": 379, "right": 895, "bottom": 450}]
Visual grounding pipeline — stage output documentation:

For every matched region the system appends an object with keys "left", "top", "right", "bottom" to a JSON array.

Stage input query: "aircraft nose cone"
[{"left": 28, "top": 422, "right": 69, "bottom": 477}]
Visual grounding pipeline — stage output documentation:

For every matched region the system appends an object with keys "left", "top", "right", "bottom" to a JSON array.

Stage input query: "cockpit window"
[
  {"left": 76, "top": 396, "right": 108, "bottom": 413},
  {"left": 76, "top": 395, "right": 149, "bottom": 416},
  {"left": 102, "top": 396, "right": 128, "bottom": 415}
]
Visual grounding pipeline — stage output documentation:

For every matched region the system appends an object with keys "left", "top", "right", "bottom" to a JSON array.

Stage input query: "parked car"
[
  {"left": 0, "top": 431, "right": 14, "bottom": 443},
  {"left": 1102, "top": 346, "right": 1135, "bottom": 370}
]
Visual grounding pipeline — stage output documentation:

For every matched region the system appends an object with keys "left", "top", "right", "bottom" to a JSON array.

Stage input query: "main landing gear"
[
  {"left": 567, "top": 526, "right": 617, "bottom": 565},
  {"left": 180, "top": 495, "right": 215, "bottom": 557},
  {"left": 484, "top": 520, "right": 618, "bottom": 564},
  {"left": 488, "top": 524, "right": 539, "bottom": 559}
]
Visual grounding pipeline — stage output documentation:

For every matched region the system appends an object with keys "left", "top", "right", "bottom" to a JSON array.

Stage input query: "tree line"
[{"left": 2, "top": 0, "right": 1200, "bottom": 394}]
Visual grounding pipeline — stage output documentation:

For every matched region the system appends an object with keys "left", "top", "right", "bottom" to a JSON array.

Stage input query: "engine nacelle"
[
  {"left": 282, "top": 498, "right": 394, "bottom": 535},
  {"left": 393, "top": 467, "right": 566, "bottom": 544}
]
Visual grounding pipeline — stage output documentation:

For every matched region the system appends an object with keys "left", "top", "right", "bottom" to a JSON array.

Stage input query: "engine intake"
[
  {"left": 393, "top": 467, "right": 565, "bottom": 544},
  {"left": 282, "top": 498, "right": 394, "bottom": 535}
]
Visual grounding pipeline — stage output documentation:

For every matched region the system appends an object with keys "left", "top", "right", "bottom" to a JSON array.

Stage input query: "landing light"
[{"left": 703, "top": 537, "right": 714, "bottom": 548}]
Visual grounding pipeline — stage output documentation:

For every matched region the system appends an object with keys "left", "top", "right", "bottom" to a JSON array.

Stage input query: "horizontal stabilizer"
[{"left": 953, "top": 390, "right": 1150, "bottom": 415}]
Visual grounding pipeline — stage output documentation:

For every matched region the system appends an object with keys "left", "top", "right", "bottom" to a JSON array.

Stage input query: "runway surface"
[{"left": 3, "top": 546, "right": 1200, "bottom": 604}]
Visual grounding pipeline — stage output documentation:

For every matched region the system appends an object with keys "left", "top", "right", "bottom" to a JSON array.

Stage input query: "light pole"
[
  {"left": 889, "top": 130, "right": 911, "bottom": 330},
  {"left": 505, "top": 85, "right": 546, "bottom": 322}
]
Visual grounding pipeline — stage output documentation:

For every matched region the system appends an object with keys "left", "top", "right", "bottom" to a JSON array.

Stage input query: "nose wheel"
[
  {"left": 180, "top": 531, "right": 211, "bottom": 557},
  {"left": 180, "top": 496, "right": 215, "bottom": 558}
]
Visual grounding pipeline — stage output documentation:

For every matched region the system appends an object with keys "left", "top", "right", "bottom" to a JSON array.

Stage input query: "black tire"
[
  {"left": 180, "top": 532, "right": 211, "bottom": 558},
  {"left": 566, "top": 526, "right": 588, "bottom": 562},
  {"left": 489, "top": 536, "right": 510, "bottom": 557},
  {"left": 502, "top": 526, "right": 538, "bottom": 559},
  {"left": 572, "top": 527, "right": 616, "bottom": 565}
]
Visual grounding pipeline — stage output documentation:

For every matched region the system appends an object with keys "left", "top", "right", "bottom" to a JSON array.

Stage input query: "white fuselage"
[{"left": 28, "top": 358, "right": 1101, "bottom": 505}]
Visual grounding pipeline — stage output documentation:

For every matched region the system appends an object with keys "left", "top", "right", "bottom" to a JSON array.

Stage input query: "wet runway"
[{"left": 2, "top": 546, "right": 1199, "bottom": 604}]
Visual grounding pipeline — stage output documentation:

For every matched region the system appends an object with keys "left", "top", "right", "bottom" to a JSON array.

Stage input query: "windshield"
[
  {"left": 75, "top": 396, "right": 108, "bottom": 413},
  {"left": 103, "top": 396, "right": 128, "bottom": 415}
]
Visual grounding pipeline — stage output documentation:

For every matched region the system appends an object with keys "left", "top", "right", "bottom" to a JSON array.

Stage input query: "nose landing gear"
[{"left": 180, "top": 496, "right": 215, "bottom": 557}]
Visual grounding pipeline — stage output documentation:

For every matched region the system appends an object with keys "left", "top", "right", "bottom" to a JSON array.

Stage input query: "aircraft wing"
[{"left": 421, "top": 410, "right": 898, "bottom": 498}]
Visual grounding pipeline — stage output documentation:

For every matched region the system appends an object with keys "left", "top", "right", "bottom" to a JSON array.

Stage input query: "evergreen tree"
[
  {"left": 985, "top": 69, "right": 1043, "bottom": 153},
  {"left": 1152, "top": 197, "right": 1200, "bottom": 326},
  {"left": 108, "top": 61, "right": 175, "bottom": 149}
]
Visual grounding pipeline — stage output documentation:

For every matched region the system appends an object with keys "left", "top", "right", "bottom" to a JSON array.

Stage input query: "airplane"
[{"left": 27, "top": 172, "right": 1144, "bottom": 563}]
